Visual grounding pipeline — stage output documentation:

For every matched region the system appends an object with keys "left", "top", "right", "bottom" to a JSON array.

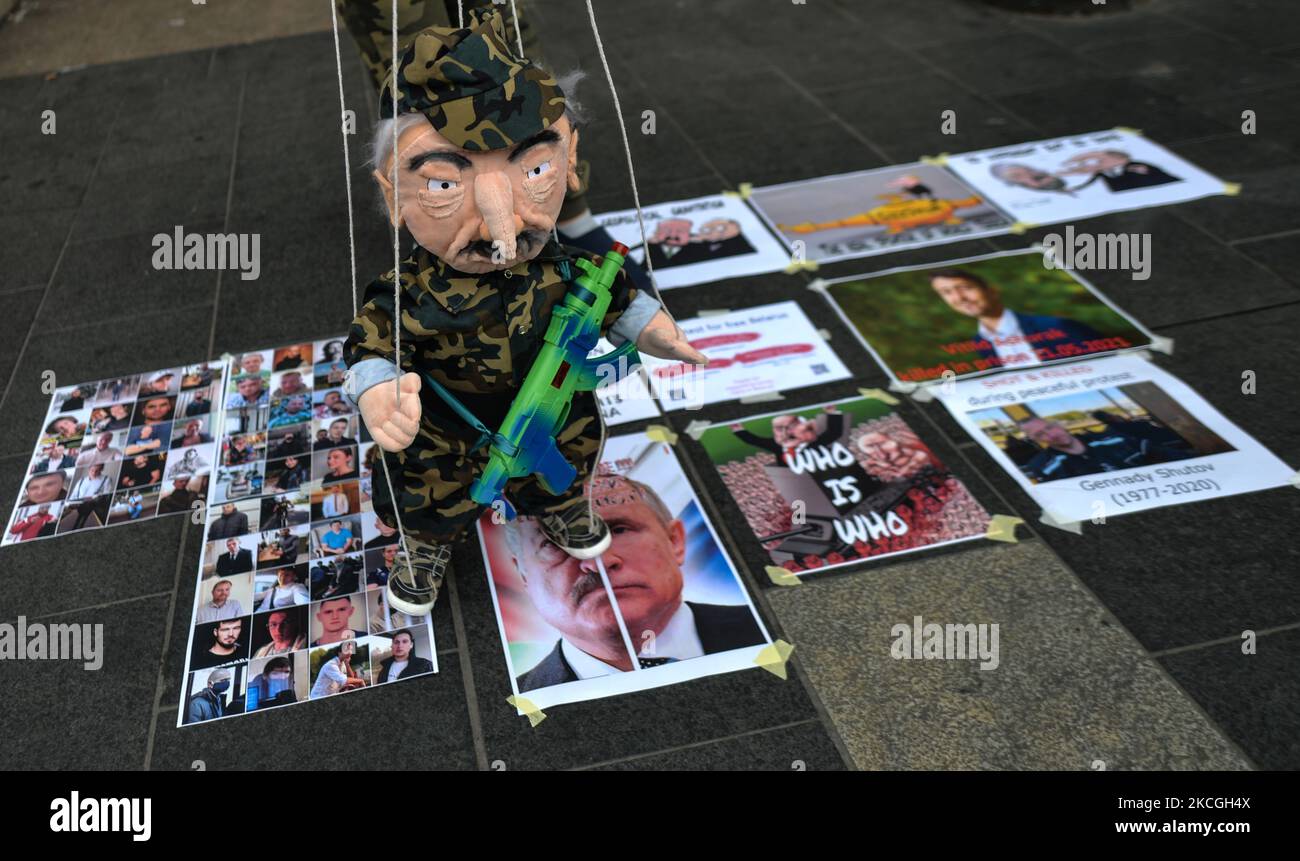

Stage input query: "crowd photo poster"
[
  {"left": 821, "top": 248, "right": 1156, "bottom": 386},
  {"left": 936, "top": 355, "right": 1295, "bottom": 524},
  {"left": 479, "top": 433, "right": 773, "bottom": 712},
  {"left": 945, "top": 128, "right": 1229, "bottom": 225},
  {"left": 697, "top": 395, "right": 991, "bottom": 577}
]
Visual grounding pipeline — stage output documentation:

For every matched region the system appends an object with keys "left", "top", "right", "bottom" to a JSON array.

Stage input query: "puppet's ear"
[
  {"left": 566, "top": 126, "right": 582, "bottom": 193},
  {"left": 373, "top": 168, "right": 404, "bottom": 229}
]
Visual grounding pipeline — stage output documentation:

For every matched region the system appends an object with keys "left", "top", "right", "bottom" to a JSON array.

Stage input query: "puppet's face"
[{"left": 374, "top": 115, "right": 581, "bottom": 274}]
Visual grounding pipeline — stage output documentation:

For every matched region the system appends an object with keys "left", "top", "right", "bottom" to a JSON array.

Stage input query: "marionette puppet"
[{"left": 343, "top": 9, "right": 705, "bottom": 616}]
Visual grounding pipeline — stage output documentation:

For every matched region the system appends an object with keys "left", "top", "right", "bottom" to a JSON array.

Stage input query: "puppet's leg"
[
  {"left": 373, "top": 438, "right": 482, "bottom": 615},
  {"left": 508, "top": 398, "right": 611, "bottom": 559}
]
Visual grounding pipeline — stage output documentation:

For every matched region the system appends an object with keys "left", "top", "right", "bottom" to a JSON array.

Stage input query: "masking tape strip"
[
  {"left": 816, "top": 327, "right": 832, "bottom": 341},
  {"left": 507, "top": 695, "right": 547, "bottom": 726},
  {"left": 1113, "top": 126, "right": 1143, "bottom": 135},
  {"left": 754, "top": 639, "right": 795, "bottom": 680},
  {"left": 1148, "top": 334, "right": 1175, "bottom": 355},
  {"left": 784, "top": 259, "right": 819, "bottom": 274},
  {"left": 722, "top": 182, "right": 754, "bottom": 199},
  {"left": 920, "top": 152, "right": 950, "bottom": 166},
  {"left": 684, "top": 419, "right": 711, "bottom": 440},
  {"left": 888, "top": 379, "right": 919, "bottom": 395},
  {"left": 806, "top": 278, "right": 829, "bottom": 294},
  {"left": 1289, "top": 471, "right": 1300, "bottom": 489},
  {"left": 645, "top": 424, "right": 679, "bottom": 445},
  {"left": 857, "top": 387, "right": 900, "bottom": 406},
  {"left": 910, "top": 386, "right": 936, "bottom": 403},
  {"left": 741, "top": 391, "right": 785, "bottom": 404},
  {"left": 1009, "top": 221, "right": 1037, "bottom": 235},
  {"left": 765, "top": 565, "right": 802, "bottom": 587},
  {"left": 697, "top": 308, "right": 732, "bottom": 317},
  {"left": 1038, "top": 509, "right": 1083, "bottom": 535},
  {"left": 985, "top": 514, "right": 1024, "bottom": 543},
  {"left": 1223, "top": 182, "right": 1242, "bottom": 196}
]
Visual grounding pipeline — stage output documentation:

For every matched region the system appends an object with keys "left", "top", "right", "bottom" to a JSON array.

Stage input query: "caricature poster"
[
  {"left": 747, "top": 163, "right": 1013, "bottom": 264},
  {"left": 946, "top": 129, "right": 1228, "bottom": 224},
  {"left": 595, "top": 194, "right": 791, "bottom": 288},
  {"left": 697, "top": 396, "right": 990, "bottom": 576}
]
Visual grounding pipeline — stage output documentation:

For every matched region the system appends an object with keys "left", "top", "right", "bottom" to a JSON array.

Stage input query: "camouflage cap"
[{"left": 379, "top": 7, "right": 566, "bottom": 152}]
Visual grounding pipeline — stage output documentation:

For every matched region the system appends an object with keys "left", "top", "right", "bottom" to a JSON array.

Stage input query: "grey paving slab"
[
  {"left": 816, "top": 72, "right": 1041, "bottom": 164},
  {"left": 40, "top": 222, "right": 222, "bottom": 332},
  {"left": 584, "top": 721, "right": 848, "bottom": 771},
  {"left": 1156, "top": 0, "right": 1300, "bottom": 53},
  {"left": 1193, "top": 84, "right": 1300, "bottom": 158},
  {"left": 766, "top": 541, "right": 1251, "bottom": 770},
  {"left": 0, "top": 594, "right": 170, "bottom": 769},
  {"left": 0, "top": 287, "right": 44, "bottom": 387},
  {"left": 1078, "top": 29, "right": 1300, "bottom": 101},
  {"left": 73, "top": 157, "right": 234, "bottom": 245},
  {"left": 1235, "top": 233, "right": 1300, "bottom": 289},
  {"left": 922, "top": 31, "right": 1113, "bottom": 99},
  {"left": 1166, "top": 132, "right": 1299, "bottom": 180},
  {"left": 1173, "top": 163, "right": 1300, "bottom": 243},
  {"left": 0, "top": 206, "right": 76, "bottom": 291},
  {"left": 1160, "top": 627, "right": 1300, "bottom": 771},
  {"left": 1007, "top": 1, "right": 1200, "bottom": 51},
  {"left": 979, "top": 75, "right": 1233, "bottom": 144}
]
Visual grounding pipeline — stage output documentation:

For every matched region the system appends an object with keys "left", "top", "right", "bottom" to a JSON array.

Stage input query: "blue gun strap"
[{"left": 422, "top": 374, "right": 517, "bottom": 457}]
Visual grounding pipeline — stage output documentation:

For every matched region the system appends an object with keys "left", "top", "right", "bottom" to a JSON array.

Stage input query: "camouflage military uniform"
[{"left": 345, "top": 240, "right": 640, "bottom": 546}]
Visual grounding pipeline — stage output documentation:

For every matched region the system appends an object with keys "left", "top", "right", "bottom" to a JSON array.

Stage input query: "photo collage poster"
[
  {"left": 479, "top": 432, "right": 774, "bottom": 712},
  {"left": 697, "top": 395, "right": 991, "bottom": 576},
  {"left": 6, "top": 363, "right": 227, "bottom": 546},
  {"left": 178, "top": 340, "right": 438, "bottom": 727},
  {"left": 820, "top": 248, "right": 1158, "bottom": 386},
  {"left": 935, "top": 355, "right": 1295, "bottom": 525}
]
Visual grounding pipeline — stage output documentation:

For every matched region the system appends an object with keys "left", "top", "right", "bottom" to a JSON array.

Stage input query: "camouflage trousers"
[
  {"left": 335, "top": 0, "right": 590, "bottom": 221},
  {"left": 369, "top": 392, "right": 604, "bottom": 548}
]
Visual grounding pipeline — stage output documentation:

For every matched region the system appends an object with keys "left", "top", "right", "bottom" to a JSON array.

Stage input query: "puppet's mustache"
[{"left": 462, "top": 229, "right": 547, "bottom": 259}]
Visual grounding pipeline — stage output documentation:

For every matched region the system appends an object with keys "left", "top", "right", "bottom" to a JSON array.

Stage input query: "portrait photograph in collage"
[{"left": 5, "top": 362, "right": 225, "bottom": 546}]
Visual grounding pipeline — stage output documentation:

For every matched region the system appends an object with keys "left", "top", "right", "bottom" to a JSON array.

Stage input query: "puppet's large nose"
[{"left": 475, "top": 172, "right": 525, "bottom": 261}]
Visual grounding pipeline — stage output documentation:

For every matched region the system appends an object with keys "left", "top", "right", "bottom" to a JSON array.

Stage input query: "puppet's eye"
[
  {"left": 526, "top": 161, "right": 552, "bottom": 178},
  {"left": 426, "top": 178, "right": 460, "bottom": 191}
]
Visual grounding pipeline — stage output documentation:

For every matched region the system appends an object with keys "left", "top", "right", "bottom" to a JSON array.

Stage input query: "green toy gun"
[{"left": 467, "top": 242, "right": 641, "bottom": 517}]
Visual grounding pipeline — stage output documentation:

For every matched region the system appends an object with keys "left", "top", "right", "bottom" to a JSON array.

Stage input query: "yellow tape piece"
[
  {"left": 1112, "top": 126, "right": 1143, "bottom": 135},
  {"left": 920, "top": 152, "right": 950, "bottom": 166},
  {"left": 985, "top": 514, "right": 1024, "bottom": 543},
  {"left": 857, "top": 387, "right": 900, "bottom": 406},
  {"left": 507, "top": 695, "right": 547, "bottom": 726},
  {"left": 765, "top": 565, "right": 802, "bottom": 586},
  {"left": 1009, "top": 221, "right": 1037, "bottom": 235},
  {"left": 722, "top": 182, "right": 754, "bottom": 200},
  {"left": 645, "top": 424, "right": 678, "bottom": 446},
  {"left": 1223, "top": 182, "right": 1242, "bottom": 196},
  {"left": 754, "top": 639, "right": 795, "bottom": 679},
  {"left": 783, "top": 259, "right": 820, "bottom": 274}
]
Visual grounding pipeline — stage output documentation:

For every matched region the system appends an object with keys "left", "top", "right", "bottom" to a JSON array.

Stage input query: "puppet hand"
[
  {"left": 635, "top": 310, "right": 708, "bottom": 365},
  {"left": 358, "top": 372, "right": 422, "bottom": 452}
]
